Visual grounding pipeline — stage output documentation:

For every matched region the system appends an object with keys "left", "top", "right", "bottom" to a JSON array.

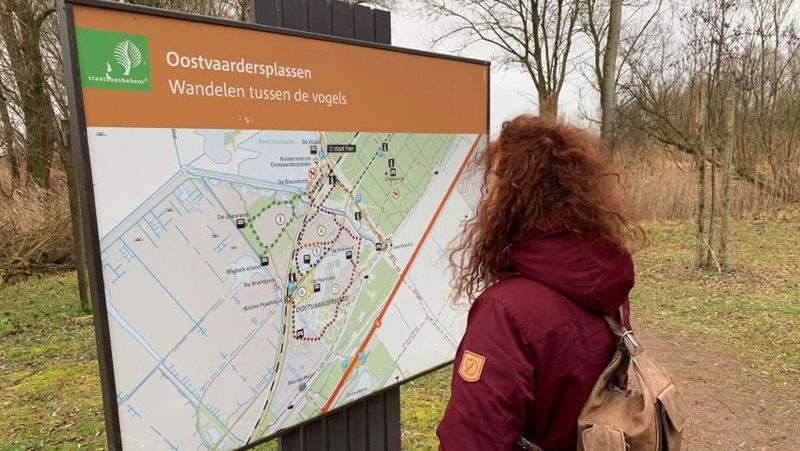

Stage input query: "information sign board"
[{"left": 59, "top": 1, "right": 489, "bottom": 448}]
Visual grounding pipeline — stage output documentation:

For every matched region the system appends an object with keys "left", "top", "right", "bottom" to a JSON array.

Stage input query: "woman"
[{"left": 437, "top": 115, "right": 645, "bottom": 450}]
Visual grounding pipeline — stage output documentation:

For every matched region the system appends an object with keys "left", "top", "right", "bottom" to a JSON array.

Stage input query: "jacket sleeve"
[{"left": 437, "top": 296, "right": 535, "bottom": 450}]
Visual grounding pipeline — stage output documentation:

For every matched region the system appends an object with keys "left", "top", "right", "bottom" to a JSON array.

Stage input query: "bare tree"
[
  {"left": 128, "top": 0, "right": 397, "bottom": 15},
  {"left": 421, "top": 0, "right": 582, "bottom": 119},
  {"left": 579, "top": 0, "right": 662, "bottom": 152},
  {"left": 0, "top": 89, "right": 18, "bottom": 194},
  {"left": 615, "top": 0, "right": 800, "bottom": 269},
  {"left": 0, "top": 0, "right": 59, "bottom": 189},
  {"left": 347, "top": 0, "right": 395, "bottom": 9},
  {"left": 719, "top": 96, "right": 735, "bottom": 268},
  {"left": 616, "top": 0, "right": 743, "bottom": 269},
  {"left": 123, "top": 0, "right": 243, "bottom": 17},
  {"left": 582, "top": 0, "right": 623, "bottom": 149},
  {"left": 599, "top": 0, "right": 622, "bottom": 149},
  {"left": 733, "top": 0, "right": 800, "bottom": 202}
]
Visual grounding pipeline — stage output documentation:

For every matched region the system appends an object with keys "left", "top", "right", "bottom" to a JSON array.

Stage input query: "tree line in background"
[
  {"left": 422, "top": 0, "right": 800, "bottom": 269},
  {"left": 0, "top": 0, "right": 387, "bottom": 191},
  {"left": 0, "top": 0, "right": 250, "bottom": 195},
  {"left": 1, "top": 0, "right": 799, "bottom": 280},
  {"left": 0, "top": 0, "right": 384, "bottom": 285}
]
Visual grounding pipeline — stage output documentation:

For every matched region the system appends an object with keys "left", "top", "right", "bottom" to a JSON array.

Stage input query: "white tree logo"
[{"left": 113, "top": 39, "right": 143, "bottom": 76}]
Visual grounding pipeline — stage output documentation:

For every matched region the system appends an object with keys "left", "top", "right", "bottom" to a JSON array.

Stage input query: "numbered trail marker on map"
[{"left": 61, "top": 1, "right": 488, "bottom": 449}]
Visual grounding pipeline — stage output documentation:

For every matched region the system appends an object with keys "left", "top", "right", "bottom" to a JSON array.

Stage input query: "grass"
[
  {"left": 631, "top": 221, "right": 800, "bottom": 385},
  {"left": 401, "top": 220, "right": 800, "bottom": 449},
  {"left": 1, "top": 221, "right": 798, "bottom": 449},
  {"left": 0, "top": 274, "right": 103, "bottom": 450},
  {"left": 400, "top": 368, "right": 451, "bottom": 450}
]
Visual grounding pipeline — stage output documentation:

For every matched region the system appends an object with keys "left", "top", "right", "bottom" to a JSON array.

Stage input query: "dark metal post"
[
  {"left": 60, "top": 118, "right": 90, "bottom": 312},
  {"left": 57, "top": 2, "right": 123, "bottom": 448},
  {"left": 249, "top": 1, "right": 398, "bottom": 450}
]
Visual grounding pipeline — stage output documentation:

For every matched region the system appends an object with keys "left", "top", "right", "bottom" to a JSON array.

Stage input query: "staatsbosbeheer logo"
[{"left": 76, "top": 28, "right": 151, "bottom": 91}]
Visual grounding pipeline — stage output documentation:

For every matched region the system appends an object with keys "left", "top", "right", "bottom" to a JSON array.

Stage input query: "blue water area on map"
[
  {"left": 236, "top": 130, "right": 318, "bottom": 186},
  {"left": 196, "top": 130, "right": 233, "bottom": 164}
]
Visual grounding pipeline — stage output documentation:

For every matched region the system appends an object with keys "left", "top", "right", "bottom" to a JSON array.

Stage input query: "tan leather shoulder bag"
[{"left": 576, "top": 314, "right": 690, "bottom": 451}]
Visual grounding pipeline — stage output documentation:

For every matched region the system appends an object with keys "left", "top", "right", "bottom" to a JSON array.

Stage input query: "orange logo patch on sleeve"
[{"left": 458, "top": 350, "right": 486, "bottom": 382}]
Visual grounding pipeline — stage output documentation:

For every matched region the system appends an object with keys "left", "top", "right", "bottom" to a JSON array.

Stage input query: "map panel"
[
  {"left": 92, "top": 127, "right": 485, "bottom": 448},
  {"left": 67, "top": 4, "right": 488, "bottom": 448}
]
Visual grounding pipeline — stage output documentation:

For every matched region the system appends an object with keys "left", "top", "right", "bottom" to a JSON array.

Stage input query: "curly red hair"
[{"left": 450, "top": 115, "right": 646, "bottom": 302}]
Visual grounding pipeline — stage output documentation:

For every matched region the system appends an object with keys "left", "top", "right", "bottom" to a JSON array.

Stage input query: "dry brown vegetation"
[
  {"left": 2, "top": 0, "right": 798, "bottom": 281},
  {"left": 617, "top": 145, "right": 800, "bottom": 223},
  {"left": 1, "top": 146, "right": 797, "bottom": 285},
  {"left": 0, "top": 161, "right": 72, "bottom": 284},
  {"left": 1, "top": 0, "right": 798, "bottom": 284}
]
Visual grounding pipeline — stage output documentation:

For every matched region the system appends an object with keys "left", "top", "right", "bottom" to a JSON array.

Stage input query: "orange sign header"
[{"left": 73, "top": 4, "right": 489, "bottom": 133}]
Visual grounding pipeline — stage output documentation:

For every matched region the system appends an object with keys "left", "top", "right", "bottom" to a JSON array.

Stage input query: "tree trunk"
[
  {"left": 696, "top": 151, "right": 708, "bottom": 268},
  {"left": 41, "top": 83, "right": 60, "bottom": 189},
  {"left": 706, "top": 144, "right": 717, "bottom": 269},
  {"left": 719, "top": 97, "right": 735, "bottom": 269},
  {"left": 0, "top": 92, "right": 18, "bottom": 192},
  {"left": 24, "top": 8, "right": 55, "bottom": 189},
  {"left": 693, "top": 83, "right": 708, "bottom": 268},
  {"left": 599, "top": 0, "right": 622, "bottom": 153},
  {"left": 0, "top": 1, "right": 56, "bottom": 188},
  {"left": 539, "top": 93, "right": 558, "bottom": 120},
  {"left": 127, "top": 0, "right": 165, "bottom": 7}
]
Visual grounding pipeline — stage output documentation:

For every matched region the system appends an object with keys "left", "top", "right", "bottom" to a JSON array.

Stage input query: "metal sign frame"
[{"left": 57, "top": 0, "right": 490, "bottom": 448}]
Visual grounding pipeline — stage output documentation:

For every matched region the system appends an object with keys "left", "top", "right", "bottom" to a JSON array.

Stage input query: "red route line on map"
[
  {"left": 320, "top": 134, "right": 483, "bottom": 413},
  {"left": 292, "top": 232, "right": 363, "bottom": 342},
  {"left": 290, "top": 180, "right": 363, "bottom": 342}
]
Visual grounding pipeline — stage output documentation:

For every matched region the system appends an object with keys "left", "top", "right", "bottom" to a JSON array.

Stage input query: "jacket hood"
[{"left": 508, "top": 232, "right": 634, "bottom": 316}]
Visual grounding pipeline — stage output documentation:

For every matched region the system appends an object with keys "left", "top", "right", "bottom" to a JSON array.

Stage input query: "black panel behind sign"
[{"left": 249, "top": 1, "right": 398, "bottom": 450}]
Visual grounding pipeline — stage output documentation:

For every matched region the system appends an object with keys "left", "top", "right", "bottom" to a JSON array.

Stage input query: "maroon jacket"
[{"left": 437, "top": 232, "right": 634, "bottom": 450}]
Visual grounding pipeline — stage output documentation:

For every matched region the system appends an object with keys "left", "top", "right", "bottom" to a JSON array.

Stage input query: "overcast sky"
[{"left": 390, "top": 9, "right": 595, "bottom": 133}]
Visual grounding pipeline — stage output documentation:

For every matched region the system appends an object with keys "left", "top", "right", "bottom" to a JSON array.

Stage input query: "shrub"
[{"left": 0, "top": 182, "right": 73, "bottom": 284}]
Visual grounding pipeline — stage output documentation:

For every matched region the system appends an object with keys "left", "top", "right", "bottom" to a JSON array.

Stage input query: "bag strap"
[
  {"left": 516, "top": 436, "right": 544, "bottom": 451},
  {"left": 515, "top": 308, "right": 640, "bottom": 450},
  {"left": 603, "top": 307, "right": 643, "bottom": 356}
]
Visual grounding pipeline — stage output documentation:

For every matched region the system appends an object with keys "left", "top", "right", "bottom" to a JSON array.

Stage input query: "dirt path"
[{"left": 636, "top": 326, "right": 799, "bottom": 450}]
